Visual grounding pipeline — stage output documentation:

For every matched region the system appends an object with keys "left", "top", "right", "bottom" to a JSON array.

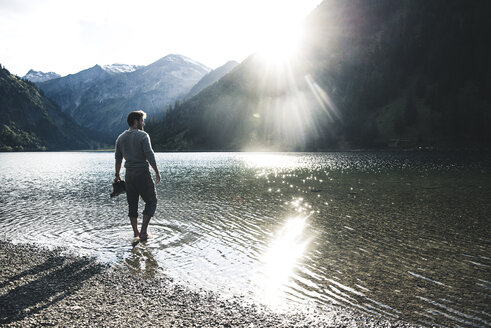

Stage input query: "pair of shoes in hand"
[{"left": 110, "top": 180, "right": 126, "bottom": 197}]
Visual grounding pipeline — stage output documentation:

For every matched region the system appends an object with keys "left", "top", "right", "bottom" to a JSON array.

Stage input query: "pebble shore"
[{"left": 0, "top": 241, "right": 422, "bottom": 327}]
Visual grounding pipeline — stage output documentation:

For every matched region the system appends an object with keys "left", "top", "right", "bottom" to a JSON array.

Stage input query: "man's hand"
[{"left": 150, "top": 164, "right": 161, "bottom": 184}]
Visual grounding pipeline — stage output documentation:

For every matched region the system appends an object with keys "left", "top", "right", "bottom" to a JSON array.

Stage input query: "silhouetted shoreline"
[{"left": 0, "top": 241, "right": 421, "bottom": 327}]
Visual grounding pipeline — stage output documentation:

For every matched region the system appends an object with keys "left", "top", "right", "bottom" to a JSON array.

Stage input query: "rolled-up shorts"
[{"left": 125, "top": 167, "right": 157, "bottom": 217}]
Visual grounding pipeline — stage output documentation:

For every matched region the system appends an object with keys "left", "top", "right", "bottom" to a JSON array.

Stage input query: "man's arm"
[
  {"left": 142, "top": 133, "right": 160, "bottom": 183},
  {"left": 115, "top": 137, "right": 123, "bottom": 181},
  {"left": 115, "top": 161, "right": 122, "bottom": 181}
]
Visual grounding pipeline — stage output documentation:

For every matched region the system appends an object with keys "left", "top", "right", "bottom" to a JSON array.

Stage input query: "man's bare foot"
[{"left": 131, "top": 237, "right": 140, "bottom": 247}]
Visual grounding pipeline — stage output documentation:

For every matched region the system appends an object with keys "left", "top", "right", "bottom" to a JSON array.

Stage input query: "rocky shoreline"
[{"left": 0, "top": 241, "right": 421, "bottom": 327}]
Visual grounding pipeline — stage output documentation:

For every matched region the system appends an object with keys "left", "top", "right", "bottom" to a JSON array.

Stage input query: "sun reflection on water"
[
  {"left": 239, "top": 153, "right": 296, "bottom": 168},
  {"left": 254, "top": 216, "right": 312, "bottom": 310}
]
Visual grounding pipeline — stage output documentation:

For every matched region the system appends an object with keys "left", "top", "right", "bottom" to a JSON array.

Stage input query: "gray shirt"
[{"left": 115, "top": 129, "right": 157, "bottom": 169}]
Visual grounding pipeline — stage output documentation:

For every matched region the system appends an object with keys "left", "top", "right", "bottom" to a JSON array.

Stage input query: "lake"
[{"left": 0, "top": 151, "right": 489, "bottom": 327}]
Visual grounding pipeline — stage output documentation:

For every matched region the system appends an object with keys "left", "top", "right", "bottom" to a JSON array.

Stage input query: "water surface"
[{"left": 0, "top": 151, "right": 489, "bottom": 327}]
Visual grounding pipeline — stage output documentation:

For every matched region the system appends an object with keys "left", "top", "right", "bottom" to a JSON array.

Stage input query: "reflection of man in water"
[
  {"left": 115, "top": 110, "right": 160, "bottom": 241},
  {"left": 125, "top": 245, "right": 159, "bottom": 278}
]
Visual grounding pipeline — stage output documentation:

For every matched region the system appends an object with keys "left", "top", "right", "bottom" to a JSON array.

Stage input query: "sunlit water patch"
[{"left": 0, "top": 151, "right": 490, "bottom": 327}]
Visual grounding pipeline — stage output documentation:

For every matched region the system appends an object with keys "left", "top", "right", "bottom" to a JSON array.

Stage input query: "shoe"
[{"left": 110, "top": 180, "right": 126, "bottom": 197}]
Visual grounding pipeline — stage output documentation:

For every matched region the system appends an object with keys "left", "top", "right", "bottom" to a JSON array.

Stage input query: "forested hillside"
[
  {"left": 0, "top": 66, "right": 103, "bottom": 151},
  {"left": 149, "top": 0, "right": 491, "bottom": 151}
]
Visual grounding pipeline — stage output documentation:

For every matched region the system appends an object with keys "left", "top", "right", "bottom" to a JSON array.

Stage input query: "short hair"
[{"left": 127, "top": 110, "right": 147, "bottom": 126}]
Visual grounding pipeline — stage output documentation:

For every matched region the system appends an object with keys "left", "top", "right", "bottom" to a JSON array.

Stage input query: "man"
[{"left": 115, "top": 110, "right": 160, "bottom": 241}]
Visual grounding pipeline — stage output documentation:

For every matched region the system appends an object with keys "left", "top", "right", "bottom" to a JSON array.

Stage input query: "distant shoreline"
[
  {"left": 0, "top": 240, "right": 421, "bottom": 327},
  {"left": 2, "top": 147, "right": 491, "bottom": 153}
]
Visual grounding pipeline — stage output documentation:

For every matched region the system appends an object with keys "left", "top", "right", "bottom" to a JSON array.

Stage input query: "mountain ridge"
[
  {"left": 37, "top": 54, "right": 211, "bottom": 138},
  {"left": 22, "top": 69, "right": 61, "bottom": 83},
  {"left": 102, "top": 63, "right": 143, "bottom": 74},
  {"left": 187, "top": 60, "right": 239, "bottom": 99}
]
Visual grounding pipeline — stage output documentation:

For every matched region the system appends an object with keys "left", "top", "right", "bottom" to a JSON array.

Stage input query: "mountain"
[
  {"left": 38, "top": 54, "right": 210, "bottom": 138},
  {"left": 186, "top": 60, "right": 239, "bottom": 98},
  {"left": 37, "top": 64, "right": 111, "bottom": 118},
  {"left": 148, "top": 55, "right": 315, "bottom": 150},
  {"left": 22, "top": 69, "right": 61, "bottom": 83},
  {"left": 148, "top": 0, "right": 491, "bottom": 151},
  {"left": 0, "top": 65, "right": 103, "bottom": 151},
  {"left": 102, "top": 63, "right": 143, "bottom": 74},
  {"left": 300, "top": 0, "right": 491, "bottom": 149}
]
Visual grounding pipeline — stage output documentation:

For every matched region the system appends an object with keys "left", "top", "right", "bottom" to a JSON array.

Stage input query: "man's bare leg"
[
  {"left": 140, "top": 214, "right": 151, "bottom": 240},
  {"left": 130, "top": 217, "right": 139, "bottom": 238}
]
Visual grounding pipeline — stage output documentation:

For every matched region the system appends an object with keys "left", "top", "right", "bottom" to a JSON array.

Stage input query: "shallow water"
[{"left": 0, "top": 151, "right": 489, "bottom": 327}]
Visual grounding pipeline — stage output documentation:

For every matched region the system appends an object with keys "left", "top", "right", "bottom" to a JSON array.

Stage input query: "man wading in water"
[{"left": 115, "top": 110, "right": 160, "bottom": 241}]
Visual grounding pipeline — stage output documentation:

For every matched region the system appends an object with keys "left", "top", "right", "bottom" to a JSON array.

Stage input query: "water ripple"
[{"left": 0, "top": 151, "right": 489, "bottom": 328}]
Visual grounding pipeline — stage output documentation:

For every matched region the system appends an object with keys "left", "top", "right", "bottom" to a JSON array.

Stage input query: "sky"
[{"left": 0, "top": 0, "right": 322, "bottom": 77}]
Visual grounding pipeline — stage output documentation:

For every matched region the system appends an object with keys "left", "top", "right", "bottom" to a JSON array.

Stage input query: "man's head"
[{"left": 127, "top": 110, "right": 147, "bottom": 130}]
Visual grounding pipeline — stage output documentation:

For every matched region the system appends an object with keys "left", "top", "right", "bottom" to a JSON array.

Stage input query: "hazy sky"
[{"left": 0, "top": 0, "right": 321, "bottom": 76}]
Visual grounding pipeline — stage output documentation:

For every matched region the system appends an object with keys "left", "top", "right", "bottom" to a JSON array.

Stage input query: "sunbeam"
[{"left": 304, "top": 74, "right": 341, "bottom": 122}]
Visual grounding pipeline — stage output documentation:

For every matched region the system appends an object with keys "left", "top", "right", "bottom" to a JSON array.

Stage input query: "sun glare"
[
  {"left": 256, "top": 17, "right": 305, "bottom": 65},
  {"left": 253, "top": 216, "right": 311, "bottom": 309}
]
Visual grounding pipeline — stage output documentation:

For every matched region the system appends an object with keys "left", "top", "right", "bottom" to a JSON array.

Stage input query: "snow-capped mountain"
[
  {"left": 152, "top": 54, "right": 210, "bottom": 73},
  {"left": 22, "top": 69, "right": 61, "bottom": 83},
  {"left": 102, "top": 63, "right": 143, "bottom": 74},
  {"left": 38, "top": 65, "right": 112, "bottom": 117},
  {"left": 37, "top": 54, "right": 210, "bottom": 138}
]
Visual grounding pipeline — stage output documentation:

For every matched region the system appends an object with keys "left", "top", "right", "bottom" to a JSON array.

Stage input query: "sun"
[{"left": 255, "top": 17, "right": 305, "bottom": 65}]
